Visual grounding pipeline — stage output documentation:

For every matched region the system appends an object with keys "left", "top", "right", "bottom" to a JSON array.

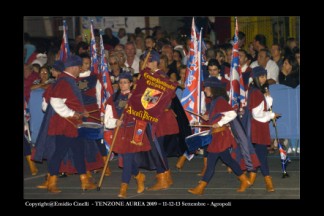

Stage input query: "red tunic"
[
  {"left": 47, "top": 73, "right": 85, "bottom": 137},
  {"left": 107, "top": 95, "right": 151, "bottom": 154},
  {"left": 207, "top": 97, "right": 236, "bottom": 153},
  {"left": 154, "top": 106, "right": 179, "bottom": 137},
  {"left": 249, "top": 89, "right": 271, "bottom": 145}
]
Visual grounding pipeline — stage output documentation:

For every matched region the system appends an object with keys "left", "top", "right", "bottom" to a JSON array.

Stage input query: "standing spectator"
[
  {"left": 118, "top": 28, "right": 127, "bottom": 45},
  {"left": 125, "top": 42, "right": 140, "bottom": 74},
  {"left": 161, "top": 45, "right": 177, "bottom": 74},
  {"left": 31, "top": 66, "right": 52, "bottom": 90},
  {"left": 24, "top": 64, "right": 40, "bottom": 103},
  {"left": 144, "top": 36, "right": 156, "bottom": 51},
  {"left": 135, "top": 36, "right": 145, "bottom": 58},
  {"left": 284, "top": 37, "right": 298, "bottom": 58},
  {"left": 250, "top": 49, "right": 279, "bottom": 85},
  {"left": 239, "top": 50, "right": 252, "bottom": 91},
  {"left": 170, "top": 33, "right": 187, "bottom": 65},
  {"left": 248, "top": 42, "right": 256, "bottom": 61},
  {"left": 103, "top": 28, "right": 119, "bottom": 48},
  {"left": 293, "top": 47, "right": 300, "bottom": 67},
  {"left": 271, "top": 43, "right": 283, "bottom": 71},
  {"left": 75, "top": 42, "right": 89, "bottom": 56},
  {"left": 252, "top": 34, "right": 267, "bottom": 62},
  {"left": 279, "top": 56, "right": 299, "bottom": 88}
]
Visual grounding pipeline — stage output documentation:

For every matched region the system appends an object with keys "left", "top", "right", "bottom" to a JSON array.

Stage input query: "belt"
[{"left": 211, "top": 125, "right": 227, "bottom": 134}]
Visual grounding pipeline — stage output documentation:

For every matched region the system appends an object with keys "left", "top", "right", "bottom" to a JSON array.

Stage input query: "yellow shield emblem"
[{"left": 141, "top": 88, "right": 163, "bottom": 110}]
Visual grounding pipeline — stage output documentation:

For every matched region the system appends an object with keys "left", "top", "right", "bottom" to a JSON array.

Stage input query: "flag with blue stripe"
[
  {"left": 229, "top": 17, "right": 246, "bottom": 110},
  {"left": 181, "top": 17, "right": 202, "bottom": 133},
  {"left": 90, "top": 20, "right": 99, "bottom": 75},
  {"left": 59, "top": 20, "right": 71, "bottom": 62}
]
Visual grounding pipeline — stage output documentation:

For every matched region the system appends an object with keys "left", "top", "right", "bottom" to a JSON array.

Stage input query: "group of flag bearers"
[
  {"left": 187, "top": 66, "right": 280, "bottom": 195},
  {"left": 26, "top": 18, "right": 282, "bottom": 198},
  {"left": 30, "top": 52, "right": 279, "bottom": 197}
]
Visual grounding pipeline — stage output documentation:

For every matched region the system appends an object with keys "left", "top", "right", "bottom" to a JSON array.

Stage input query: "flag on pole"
[
  {"left": 59, "top": 20, "right": 71, "bottom": 62},
  {"left": 99, "top": 31, "right": 114, "bottom": 116},
  {"left": 90, "top": 20, "right": 99, "bottom": 75},
  {"left": 229, "top": 17, "right": 246, "bottom": 110},
  {"left": 181, "top": 17, "right": 202, "bottom": 133},
  {"left": 278, "top": 140, "right": 290, "bottom": 177},
  {"left": 99, "top": 30, "right": 114, "bottom": 154},
  {"left": 195, "top": 26, "right": 207, "bottom": 69}
]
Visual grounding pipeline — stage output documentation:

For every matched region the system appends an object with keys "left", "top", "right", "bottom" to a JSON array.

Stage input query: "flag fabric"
[
  {"left": 99, "top": 31, "right": 114, "bottom": 153},
  {"left": 59, "top": 20, "right": 71, "bottom": 62},
  {"left": 99, "top": 32, "right": 114, "bottom": 116},
  {"left": 90, "top": 20, "right": 99, "bottom": 75},
  {"left": 24, "top": 98, "right": 31, "bottom": 142},
  {"left": 124, "top": 68, "right": 177, "bottom": 123},
  {"left": 229, "top": 17, "right": 246, "bottom": 110},
  {"left": 195, "top": 26, "right": 207, "bottom": 69},
  {"left": 181, "top": 17, "right": 202, "bottom": 132},
  {"left": 278, "top": 140, "right": 290, "bottom": 175}
]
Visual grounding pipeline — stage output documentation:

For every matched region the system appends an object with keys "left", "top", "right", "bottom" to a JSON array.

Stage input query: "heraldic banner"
[{"left": 125, "top": 69, "right": 177, "bottom": 124}]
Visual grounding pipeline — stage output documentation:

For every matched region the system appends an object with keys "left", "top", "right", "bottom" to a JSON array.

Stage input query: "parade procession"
[{"left": 23, "top": 16, "right": 300, "bottom": 201}]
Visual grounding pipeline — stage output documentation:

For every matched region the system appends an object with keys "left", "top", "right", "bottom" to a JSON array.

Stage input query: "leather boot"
[
  {"left": 165, "top": 170, "right": 173, "bottom": 186},
  {"left": 249, "top": 172, "right": 257, "bottom": 186},
  {"left": 118, "top": 183, "right": 128, "bottom": 198},
  {"left": 102, "top": 156, "right": 111, "bottom": 176},
  {"left": 47, "top": 175, "right": 61, "bottom": 193},
  {"left": 188, "top": 181, "right": 207, "bottom": 195},
  {"left": 197, "top": 157, "right": 207, "bottom": 176},
  {"left": 86, "top": 171, "right": 96, "bottom": 183},
  {"left": 80, "top": 174, "right": 96, "bottom": 191},
  {"left": 134, "top": 172, "right": 145, "bottom": 193},
  {"left": 37, "top": 173, "right": 50, "bottom": 189},
  {"left": 237, "top": 174, "right": 251, "bottom": 192},
  {"left": 26, "top": 155, "right": 38, "bottom": 175},
  {"left": 146, "top": 172, "right": 169, "bottom": 191},
  {"left": 264, "top": 176, "right": 275, "bottom": 192},
  {"left": 176, "top": 155, "right": 186, "bottom": 170}
]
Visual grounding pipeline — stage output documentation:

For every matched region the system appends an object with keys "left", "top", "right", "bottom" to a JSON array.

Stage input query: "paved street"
[{"left": 24, "top": 154, "right": 300, "bottom": 200}]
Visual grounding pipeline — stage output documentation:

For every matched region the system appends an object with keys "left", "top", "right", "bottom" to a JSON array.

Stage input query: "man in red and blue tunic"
[
  {"left": 45, "top": 56, "right": 96, "bottom": 193},
  {"left": 188, "top": 77, "right": 251, "bottom": 195},
  {"left": 140, "top": 50, "right": 179, "bottom": 191},
  {"left": 77, "top": 53, "right": 109, "bottom": 176}
]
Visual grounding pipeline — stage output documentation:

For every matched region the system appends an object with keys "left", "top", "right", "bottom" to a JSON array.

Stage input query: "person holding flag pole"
[
  {"left": 227, "top": 17, "right": 261, "bottom": 176},
  {"left": 96, "top": 49, "right": 152, "bottom": 196},
  {"left": 245, "top": 66, "right": 281, "bottom": 192},
  {"left": 188, "top": 77, "right": 251, "bottom": 195},
  {"left": 103, "top": 72, "right": 151, "bottom": 198},
  {"left": 178, "top": 18, "right": 205, "bottom": 172}
]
